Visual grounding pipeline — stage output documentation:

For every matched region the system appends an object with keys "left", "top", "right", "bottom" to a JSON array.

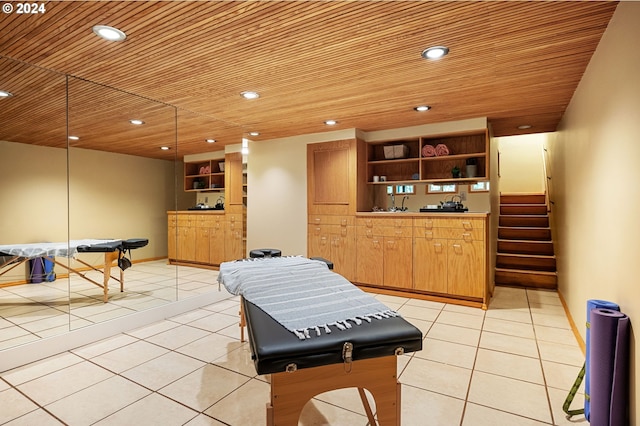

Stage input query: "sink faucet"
[
  {"left": 389, "top": 193, "right": 396, "bottom": 211},
  {"left": 401, "top": 196, "right": 409, "bottom": 211}
]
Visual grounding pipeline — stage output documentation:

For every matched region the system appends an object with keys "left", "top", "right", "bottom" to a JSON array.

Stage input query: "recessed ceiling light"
[
  {"left": 249, "top": 131, "right": 260, "bottom": 136},
  {"left": 517, "top": 124, "right": 532, "bottom": 130},
  {"left": 92, "top": 25, "right": 127, "bottom": 42},
  {"left": 241, "top": 91, "right": 260, "bottom": 99},
  {"left": 421, "top": 46, "right": 449, "bottom": 60},
  {"left": 68, "top": 136, "right": 80, "bottom": 140},
  {"left": 414, "top": 105, "right": 431, "bottom": 112},
  {"left": 0, "top": 90, "right": 13, "bottom": 98},
  {"left": 129, "top": 119, "right": 144, "bottom": 125},
  {"left": 205, "top": 139, "right": 216, "bottom": 143},
  {"left": 324, "top": 120, "right": 337, "bottom": 126},
  {"left": 160, "top": 146, "right": 171, "bottom": 150}
]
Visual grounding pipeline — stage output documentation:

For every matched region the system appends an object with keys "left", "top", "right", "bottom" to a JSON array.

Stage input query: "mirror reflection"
[
  {"left": 0, "top": 57, "right": 69, "bottom": 348},
  {"left": 0, "top": 57, "right": 229, "bottom": 351},
  {"left": 66, "top": 76, "right": 180, "bottom": 329}
]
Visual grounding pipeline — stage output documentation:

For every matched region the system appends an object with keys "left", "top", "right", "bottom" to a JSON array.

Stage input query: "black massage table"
[
  {"left": 0, "top": 238, "right": 148, "bottom": 302},
  {"left": 224, "top": 257, "right": 423, "bottom": 426}
]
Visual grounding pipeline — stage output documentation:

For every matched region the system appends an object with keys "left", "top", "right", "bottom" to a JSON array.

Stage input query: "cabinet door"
[
  {"left": 225, "top": 152, "right": 244, "bottom": 205},
  {"left": 167, "top": 224, "right": 177, "bottom": 260},
  {"left": 195, "top": 227, "right": 210, "bottom": 263},
  {"left": 308, "top": 224, "right": 332, "bottom": 261},
  {"left": 383, "top": 237, "right": 412, "bottom": 289},
  {"left": 225, "top": 215, "right": 244, "bottom": 261},
  {"left": 177, "top": 225, "right": 196, "bottom": 262},
  {"left": 413, "top": 237, "right": 447, "bottom": 293},
  {"left": 356, "top": 234, "right": 383, "bottom": 285},
  {"left": 209, "top": 219, "right": 225, "bottom": 265},
  {"left": 312, "top": 147, "right": 350, "bottom": 204},
  {"left": 447, "top": 239, "right": 484, "bottom": 297},
  {"left": 332, "top": 231, "right": 356, "bottom": 282}
]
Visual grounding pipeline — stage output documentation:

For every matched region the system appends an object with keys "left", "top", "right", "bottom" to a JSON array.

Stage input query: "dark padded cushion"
[
  {"left": 249, "top": 248, "right": 282, "bottom": 258},
  {"left": 243, "top": 298, "right": 423, "bottom": 375},
  {"left": 76, "top": 238, "right": 148, "bottom": 253},
  {"left": 76, "top": 240, "right": 122, "bottom": 253},
  {"left": 122, "top": 238, "right": 149, "bottom": 250}
]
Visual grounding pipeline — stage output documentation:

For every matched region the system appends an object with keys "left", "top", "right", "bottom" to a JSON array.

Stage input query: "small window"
[
  {"left": 427, "top": 183, "right": 457, "bottom": 194},
  {"left": 470, "top": 181, "right": 490, "bottom": 192},
  {"left": 395, "top": 184, "right": 415, "bottom": 194}
]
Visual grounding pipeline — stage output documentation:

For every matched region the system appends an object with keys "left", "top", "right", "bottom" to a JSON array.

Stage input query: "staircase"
[{"left": 495, "top": 194, "right": 557, "bottom": 289}]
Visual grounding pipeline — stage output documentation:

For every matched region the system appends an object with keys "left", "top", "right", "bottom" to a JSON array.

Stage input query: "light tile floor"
[
  {"left": 0, "top": 260, "right": 217, "bottom": 350},
  {"left": 0, "top": 286, "right": 587, "bottom": 425}
]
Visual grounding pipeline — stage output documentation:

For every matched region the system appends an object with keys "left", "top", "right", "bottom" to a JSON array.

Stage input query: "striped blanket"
[{"left": 218, "top": 256, "right": 398, "bottom": 339}]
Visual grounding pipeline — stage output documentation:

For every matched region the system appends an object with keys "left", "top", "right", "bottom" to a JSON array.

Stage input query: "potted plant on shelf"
[{"left": 451, "top": 166, "right": 461, "bottom": 178}]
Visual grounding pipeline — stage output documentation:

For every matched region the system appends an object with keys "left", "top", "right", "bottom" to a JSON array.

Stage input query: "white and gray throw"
[{"left": 218, "top": 256, "right": 398, "bottom": 339}]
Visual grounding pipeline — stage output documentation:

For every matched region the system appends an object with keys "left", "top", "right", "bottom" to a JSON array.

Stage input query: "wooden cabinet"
[
  {"left": 225, "top": 213, "right": 245, "bottom": 261},
  {"left": 413, "top": 217, "right": 486, "bottom": 300},
  {"left": 167, "top": 211, "right": 226, "bottom": 266},
  {"left": 365, "top": 130, "right": 489, "bottom": 184},
  {"left": 356, "top": 217, "right": 412, "bottom": 289},
  {"left": 308, "top": 215, "right": 356, "bottom": 282}
]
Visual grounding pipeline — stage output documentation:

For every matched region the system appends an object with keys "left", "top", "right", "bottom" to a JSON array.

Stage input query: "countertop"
[
  {"left": 356, "top": 211, "right": 489, "bottom": 218},
  {"left": 167, "top": 210, "right": 225, "bottom": 215}
]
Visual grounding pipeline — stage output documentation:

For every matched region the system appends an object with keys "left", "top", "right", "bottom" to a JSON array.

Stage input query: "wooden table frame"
[
  {"left": 0, "top": 251, "right": 124, "bottom": 303},
  {"left": 267, "top": 355, "right": 401, "bottom": 426}
]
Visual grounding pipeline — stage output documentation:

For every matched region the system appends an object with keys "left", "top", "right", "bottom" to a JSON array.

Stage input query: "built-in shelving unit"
[
  {"left": 184, "top": 159, "right": 225, "bottom": 192},
  {"left": 366, "top": 130, "right": 488, "bottom": 184}
]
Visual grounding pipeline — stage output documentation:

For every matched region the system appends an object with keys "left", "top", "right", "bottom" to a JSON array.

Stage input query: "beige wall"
[
  {"left": 549, "top": 2, "right": 639, "bottom": 422},
  {"left": 0, "top": 141, "right": 176, "bottom": 283},
  {"left": 497, "top": 133, "right": 546, "bottom": 194}
]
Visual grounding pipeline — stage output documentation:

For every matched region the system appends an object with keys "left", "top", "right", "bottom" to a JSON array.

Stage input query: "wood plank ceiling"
[{"left": 0, "top": 1, "right": 618, "bottom": 160}]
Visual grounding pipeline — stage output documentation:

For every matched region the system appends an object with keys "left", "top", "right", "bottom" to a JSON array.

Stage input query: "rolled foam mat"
[
  {"left": 585, "top": 299, "right": 620, "bottom": 420},
  {"left": 589, "top": 307, "right": 630, "bottom": 426}
]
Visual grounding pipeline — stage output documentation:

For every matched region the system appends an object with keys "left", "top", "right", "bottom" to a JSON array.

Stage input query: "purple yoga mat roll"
[{"left": 589, "top": 308, "right": 630, "bottom": 426}]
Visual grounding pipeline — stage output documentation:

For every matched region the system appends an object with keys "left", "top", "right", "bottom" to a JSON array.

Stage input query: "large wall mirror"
[{"left": 1, "top": 56, "right": 227, "bottom": 354}]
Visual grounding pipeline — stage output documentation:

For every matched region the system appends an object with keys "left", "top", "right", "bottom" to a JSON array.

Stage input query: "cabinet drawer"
[
  {"left": 414, "top": 227, "right": 484, "bottom": 241},
  {"left": 414, "top": 217, "right": 484, "bottom": 230},
  {"left": 357, "top": 217, "right": 412, "bottom": 228},
  {"left": 357, "top": 225, "right": 412, "bottom": 238},
  {"left": 309, "top": 215, "right": 355, "bottom": 226}
]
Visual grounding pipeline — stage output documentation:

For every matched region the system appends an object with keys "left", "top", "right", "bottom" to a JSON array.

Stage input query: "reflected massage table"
[
  {"left": 218, "top": 256, "right": 423, "bottom": 426},
  {"left": 0, "top": 238, "right": 148, "bottom": 302}
]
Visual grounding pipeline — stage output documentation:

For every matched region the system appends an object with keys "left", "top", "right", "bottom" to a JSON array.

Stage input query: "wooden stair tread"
[
  {"left": 497, "top": 253, "right": 556, "bottom": 259},
  {"left": 495, "top": 267, "right": 557, "bottom": 276}
]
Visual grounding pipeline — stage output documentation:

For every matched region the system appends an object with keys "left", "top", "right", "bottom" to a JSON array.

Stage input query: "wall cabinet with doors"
[
  {"left": 413, "top": 215, "right": 487, "bottom": 305},
  {"left": 307, "top": 139, "right": 362, "bottom": 280},
  {"left": 352, "top": 213, "right": 488, "bottom": 309},
  {"left": 355, "top": 216, "right": 413, "bottom": 289},
  {"left": 365, "top": 130, "right": 488, "bottom": 186}
]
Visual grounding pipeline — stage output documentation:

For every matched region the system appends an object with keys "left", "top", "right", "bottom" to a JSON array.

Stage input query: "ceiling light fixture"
[
  {"left": 324, "top": 120, "right": 337, "bottom": 126},
  {"left": 517, "top": 124, "right": 532, "bottom": 130},
  {"left": 241, "top": 91, "right": 260, "bottom": 99},
  {"left": 129, "top": 119, "right": 145, "bottom": 125},
  {"left": 68, "top": 136, "right": 80, "bottom": 140},
  {"left": 0, "top": 90, "right": 13, "bottom": 98},
  {"left": 414, "top": 105, "right": 431, "bottom": 112},
  {"left": 206, "top": 139, "right": 216, "bottom": 143},
  {"left": 92, "top": 25, "right": 127, "bottom": 42},
  {"left": 249, "top": 131, "right": 260, "bottom": 136},
  {"left": 160, "top": 146, "right": 171, "bottom": 150},
  {"left": 421, "top": 46, "right": 449, "bottom": 60}
]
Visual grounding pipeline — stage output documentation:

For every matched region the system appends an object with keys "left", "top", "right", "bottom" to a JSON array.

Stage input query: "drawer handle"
[
  {"left": 462, "top": 221, "right": 472, "bottom": 230},
  {"left": 314, "top": 218, "right": 321, "bottom": 224}
]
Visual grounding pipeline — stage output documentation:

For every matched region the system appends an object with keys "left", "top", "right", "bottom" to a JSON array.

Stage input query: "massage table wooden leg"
[
  {"left": 239, "top": 297, "right": 246, "bottom": 342},
  {"left": 102, "top": 251, "right": 118, "bottom": 303},
  {"left": 267, "top": 355, "right": 400, "bottom": 426}
]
